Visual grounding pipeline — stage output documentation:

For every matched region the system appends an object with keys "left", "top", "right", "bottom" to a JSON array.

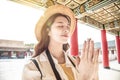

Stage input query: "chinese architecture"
[
  {"left": 10, "top": 0, "right": 120, "bottom": 67},
  {"left": 0, "top": 39, "right": 32, "bottom": 59}
]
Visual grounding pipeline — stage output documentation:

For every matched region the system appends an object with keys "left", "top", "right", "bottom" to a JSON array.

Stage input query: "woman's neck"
[{"left": 48, "top": 40, "right": 65, "bottom": 64}]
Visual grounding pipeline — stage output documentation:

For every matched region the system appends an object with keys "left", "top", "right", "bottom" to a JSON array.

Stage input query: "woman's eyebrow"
[{"left": 57, "top": 22, "right": 70, "bottom": 25}]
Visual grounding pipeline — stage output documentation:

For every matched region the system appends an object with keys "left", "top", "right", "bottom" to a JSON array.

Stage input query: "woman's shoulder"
[
  {"left": 22, "top": 59, "right": 42, "bottom": 80},
  {"left": 36, "top": 51, "right": 48, "bottom": 62},
  {"left": 22, "top": 51, "right": 48, "bottom": 80},
  {"left": 24, "top": 51, "right": 47, "bottom": 68}
]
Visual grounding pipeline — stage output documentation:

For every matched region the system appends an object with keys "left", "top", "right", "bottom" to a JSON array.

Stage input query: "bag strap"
[
  {"left": 46, "top": 49, "right": 62, "bottom": 80},
  {"left": 67, "top": 56, "right": 76, "bottom": 68},
  {"left": 31, "top": 59, "right": 43, "bottom": 79}
]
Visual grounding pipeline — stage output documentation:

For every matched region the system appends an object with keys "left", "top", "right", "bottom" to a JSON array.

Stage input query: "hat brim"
[{"left": 35, "top": 4, "right": 76, "bottom": 41}]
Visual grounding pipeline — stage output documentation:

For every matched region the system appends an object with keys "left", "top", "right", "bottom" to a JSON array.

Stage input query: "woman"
[{"left": 22, "top": 5, "right": 99, "bottom": 80}]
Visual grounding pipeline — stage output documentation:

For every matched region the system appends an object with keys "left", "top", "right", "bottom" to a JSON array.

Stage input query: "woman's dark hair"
[{"left": 32, "top": 13, "right": 71, "bottom": 57}]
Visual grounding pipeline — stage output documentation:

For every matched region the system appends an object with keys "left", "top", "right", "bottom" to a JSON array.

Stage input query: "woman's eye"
[{"left": 58, "top": 26, "right": 63, "bottom": 28}]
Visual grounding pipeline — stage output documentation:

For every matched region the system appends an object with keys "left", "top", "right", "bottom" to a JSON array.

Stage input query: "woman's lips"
[{"left": 61, "top": 35, "right": 69, "bottom": 37}]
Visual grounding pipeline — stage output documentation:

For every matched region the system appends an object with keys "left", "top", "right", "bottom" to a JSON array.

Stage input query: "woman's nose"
[
  {"left": 64, "top": 26, "right": 70, "bottom": 33},
  {"left": 64, "top": 29, "right": 69, "bottom": 33}
]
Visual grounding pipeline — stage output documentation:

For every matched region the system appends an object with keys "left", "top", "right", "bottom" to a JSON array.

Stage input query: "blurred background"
[{"left": 0, "top": 0, "right": 120, "bottom": 80}]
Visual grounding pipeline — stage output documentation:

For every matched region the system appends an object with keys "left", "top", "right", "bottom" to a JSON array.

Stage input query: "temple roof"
[{"left": 10, "top": 0, "right": 120, "bottom": 36}]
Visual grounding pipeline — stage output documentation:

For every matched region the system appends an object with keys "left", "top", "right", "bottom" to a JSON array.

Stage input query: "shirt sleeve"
[{"left": 22, "top": 61, "right": 42, "bottom": 80}]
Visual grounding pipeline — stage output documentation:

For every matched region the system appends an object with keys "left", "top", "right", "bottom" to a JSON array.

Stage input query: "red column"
[
  {"left": 70, "top": 19, "right": 78, "bottom": 56},
  {"left": 115, "top": 36, "right": 120, "bottom": 64},
  {"left": 101, "top": 30, "right": 110, "bottom": 68}
]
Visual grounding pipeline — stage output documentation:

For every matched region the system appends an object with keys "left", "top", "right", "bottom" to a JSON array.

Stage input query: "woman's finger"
[
  {"left": 93, "top": 49, "right": 99, "bottom": 63},
  {"left": 81, "top": 41, "right": 86, "bottom": 59},
  {"left": 74, "top": 56, "right": 80, "bottom": 67},
  {"left": 84, "top": 39, "right": 91, "bottom": 60},
  {"left": 88, "top": 40, "right": 94, "bottom": 62}
]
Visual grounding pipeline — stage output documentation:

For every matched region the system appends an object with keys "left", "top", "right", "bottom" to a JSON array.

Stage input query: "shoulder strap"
[
  {"left": 46, "top": 49, "right": 62, "bottom": 80},
  {"left": 67, "top": 56, "right": 76, "bottom": 68},
  {"left": 31, "top": 59, "right": 43, "bottom": 79}
]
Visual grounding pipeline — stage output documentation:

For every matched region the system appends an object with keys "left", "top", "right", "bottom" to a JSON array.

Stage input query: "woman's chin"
[{"left": 61, "top": 40, "right": 69, "bottom": 44}]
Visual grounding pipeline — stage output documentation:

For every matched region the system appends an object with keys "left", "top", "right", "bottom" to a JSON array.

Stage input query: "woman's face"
[{"left": 48, "top": 16, "right": 70, "bottom": 44}]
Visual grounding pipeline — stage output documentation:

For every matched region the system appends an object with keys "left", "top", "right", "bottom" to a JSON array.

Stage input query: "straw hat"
[{"left": 35, "top": 4, "right": 76, "bottom": 41}]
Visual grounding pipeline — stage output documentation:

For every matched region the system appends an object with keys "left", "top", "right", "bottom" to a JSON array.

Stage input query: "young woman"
[{"left": 22, "top": 5, "right": 99, "bottom": 80}]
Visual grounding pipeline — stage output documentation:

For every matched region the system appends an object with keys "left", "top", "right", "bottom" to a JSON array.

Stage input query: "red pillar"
[
  {"left": 115, "top": 36, "right": 120, "bottom": 64},
  {"left": 70, "top": 19, "right": 78, "bottom": 56},
  {"left": 101, "top": 29, "right": 110, "bottom": 68}
]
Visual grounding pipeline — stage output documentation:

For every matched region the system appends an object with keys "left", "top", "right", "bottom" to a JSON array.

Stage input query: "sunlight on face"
[{"left": 48, "top": 16, "right": 70, "bottom": 44}]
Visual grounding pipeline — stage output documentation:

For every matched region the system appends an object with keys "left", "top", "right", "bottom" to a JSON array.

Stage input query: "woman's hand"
[{"left": 77, "top": 39, "right": 99, "bottom": 80}]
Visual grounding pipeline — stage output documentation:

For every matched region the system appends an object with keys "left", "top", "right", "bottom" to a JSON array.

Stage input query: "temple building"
[{"left": 0, "top": 39, "right": 33, "bottom": 59}]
